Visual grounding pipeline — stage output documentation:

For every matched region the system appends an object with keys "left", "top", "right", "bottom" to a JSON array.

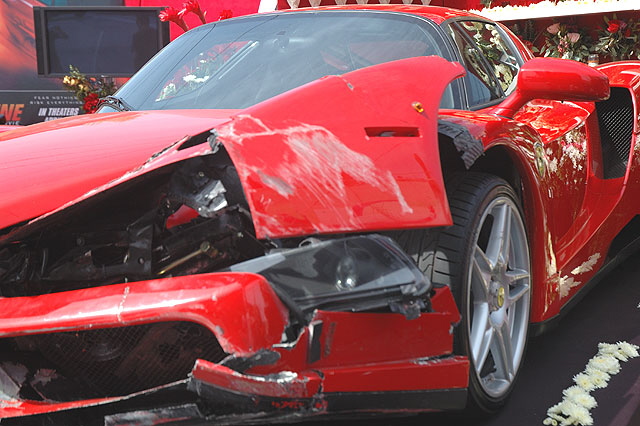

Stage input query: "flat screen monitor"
[{"left": 34, "top": 6, "right": 170, "bottom": 77}]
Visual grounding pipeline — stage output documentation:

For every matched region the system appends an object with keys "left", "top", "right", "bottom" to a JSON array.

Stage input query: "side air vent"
[{"left": 596, "top": 87, "right": 634, "bottom": 179}]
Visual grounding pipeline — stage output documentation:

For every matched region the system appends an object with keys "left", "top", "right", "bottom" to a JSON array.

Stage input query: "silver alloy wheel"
[{"left": 466, "top": 195, "right": 530, "bottom": 398}]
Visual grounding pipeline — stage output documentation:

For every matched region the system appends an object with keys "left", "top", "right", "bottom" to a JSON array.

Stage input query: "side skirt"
[{"left": 531, "top": 233, "right": 640, "bottom": 336}]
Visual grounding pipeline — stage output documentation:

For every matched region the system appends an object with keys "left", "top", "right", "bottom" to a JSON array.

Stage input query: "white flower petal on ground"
[
  {"left": 597, "top": 342, "right": 619, "bottom": 355},
  {"left": 584, "top": 367, "right": 611, "bottom": 388},
  {"left": 617, "top": 341, "right": 639, "bottom": 359},
  {"left": 548, "top": 401, "right": 564, "bottom": 414},
  {"left": 562, "top": 385, "right": 588, "bottom": 399},
  {"left": 562, "top": 386, "right": 597, "bottom": 409},
  {"left": 566, "top": 391, "right": 597, "bottom": 410},
  {"left": 557, "top": 400, "right": 592, "bottom": 425},
  {"left": 544, "top": 342, "right": 639, "bottom": 425},
  {"left": 587, "top": 355, "right": 621, "bottom": 375},
  {"left": 573, "top": 372, "right": 596, "bottom": 391}
]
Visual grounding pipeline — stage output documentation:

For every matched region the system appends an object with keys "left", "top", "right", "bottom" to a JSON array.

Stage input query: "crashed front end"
[
  {"left": 0, "top": 11, "right": 470, "bottom": 422},
  {"left": 0, "top": 136, "right": 466, "bottom": 423}
]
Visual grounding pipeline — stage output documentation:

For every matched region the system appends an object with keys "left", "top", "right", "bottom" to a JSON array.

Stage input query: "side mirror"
[{"left": 493, "top": 57, "right": 610, "bottom": 118}]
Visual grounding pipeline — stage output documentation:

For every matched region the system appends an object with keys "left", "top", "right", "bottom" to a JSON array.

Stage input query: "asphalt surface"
[{"left": 296, "top": 250, "right": 640, "bottom": 426}]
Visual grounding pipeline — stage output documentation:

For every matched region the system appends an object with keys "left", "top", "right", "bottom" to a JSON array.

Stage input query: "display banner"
[
  {"left": 0, "top": 0, "right": 74, "bottom": 126},
  {"left": 1, "top": 0, "right": 261, "bottom": 127},
  {"left": 0, "top": 90, "right": 82, "bottom": 125}
]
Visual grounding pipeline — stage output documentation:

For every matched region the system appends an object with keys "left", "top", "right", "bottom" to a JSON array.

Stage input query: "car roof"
[{"left": 272, "top": 4, "right": 485, "bottom": 25}]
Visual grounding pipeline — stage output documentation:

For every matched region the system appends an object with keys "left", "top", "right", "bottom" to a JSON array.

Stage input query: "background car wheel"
[{"left": 392, "top": 172, "right": 531, "bottom": 413}]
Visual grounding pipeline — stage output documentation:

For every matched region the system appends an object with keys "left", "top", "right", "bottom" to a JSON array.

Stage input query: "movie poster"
[
  {"left": 0, "top": 0, "right": 82, "bottom": 125},
  {"left": 0, "top": 0, "right": 261, "bottom": 126}
]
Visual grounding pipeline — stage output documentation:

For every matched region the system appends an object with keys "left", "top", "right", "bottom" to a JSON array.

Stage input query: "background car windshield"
[{"left": 112, "top": 12, "right": 445, "bottom": 110}]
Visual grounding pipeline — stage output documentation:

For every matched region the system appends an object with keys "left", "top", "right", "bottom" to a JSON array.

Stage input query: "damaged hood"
[
  {"left": 1, "top": 56, "right": 464, "bottom": 240},
  {"left": 0, "top": 110, "right": 235, "bottom": 230}
]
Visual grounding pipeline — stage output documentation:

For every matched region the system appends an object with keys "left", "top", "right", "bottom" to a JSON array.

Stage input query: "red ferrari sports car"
[{"left": 0, "top": 3, "right": 635, "bottom": 425}]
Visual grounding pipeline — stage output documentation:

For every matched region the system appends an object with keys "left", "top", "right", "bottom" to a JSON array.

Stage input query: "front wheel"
[
  {"left": 451, "top": 174, "right": 531, "bottom": 411},
  {"left": 395, "top": 173, "right": 531, "bottom": 412}
]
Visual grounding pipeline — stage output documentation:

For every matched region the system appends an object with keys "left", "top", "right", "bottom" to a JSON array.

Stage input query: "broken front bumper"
[{"left": 0, "top": 273, "right": 468, "bottom": 424}]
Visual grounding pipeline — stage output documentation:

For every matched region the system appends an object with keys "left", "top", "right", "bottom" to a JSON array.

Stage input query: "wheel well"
[
  {"left": 438, "top": 133, "right": 546, "bottom": 324},
  {"left": 438, "top": 134, "right": 522, "bottom": 201},
  {"left": 469, "top": 146, "right": 522, "bottom": 198}
]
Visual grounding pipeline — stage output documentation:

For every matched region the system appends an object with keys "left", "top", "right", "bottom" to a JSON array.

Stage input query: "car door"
[
  {"left": 445, "top": 18, "right": 618, "bottom": 302},
  {"left": 447, "top": 19, "right": 593, "bottom": 244}
]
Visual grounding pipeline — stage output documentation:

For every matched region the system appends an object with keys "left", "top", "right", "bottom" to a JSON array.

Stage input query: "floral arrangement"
[
  {"left": 158, "top": 7, "right": 189, "bottom": 32},
  {"left": 592, "top": 15, "right": 640, "bottom": 61},
  {"left": 475, "top": 0, "right": 640, "bottom": 64},
  {"left": 159, "top": 0, "right": 233, "bottom": 34},
  {"left": 509, "top": 20, "right": 538, "bottom": 52},
  {"left": 543, "top": 341, "right": 639, "bottom": 426},
  {"left": 463, "top": 22, "right": 516, "bottom": 91},
  {"left": 539, "top": 22, "right": 591, "bottom": 62},
  {"left": 62, "top": 65, "right": 116, "bottom": 114},
  {"left": 474, "top": 0, "right": 640, "bottom": 21}
]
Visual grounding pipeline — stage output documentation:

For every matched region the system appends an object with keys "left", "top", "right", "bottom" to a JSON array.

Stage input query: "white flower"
[
  {"left": 563, "top": 386, "right": 597, "bottom": 410},
  {"left": 555, "top": 400, "right": 592, "bottom": 425},
  {"left": 598, "top": 342, "right": 619, "bottom": 355},
  {"left": 563, "top": 386, "right": 587, "bottom": 401},
  {"left": 599, "top": 342, "right": 630, "bottom": 361},
  {"left": 183, "top": 74, "right": 197, "bottom": 83},
  {"left": 569, "top": 411, "right": 594, "bottom": 426},
  {"left": 617, "top": 341, "right": 639, "bottom": 359},
  {"left": 545, "top": 340, "right": 639, "bottom": 425},
  {"left": 548, "top": 401, "right": 564, "bottom": 414},
  {"left": 587, "top": 355, "right": 621, "bottom": 375},
  {"left": 558, "top": 400, "right": 592, "bottom": 425},
  {"left": 573, "top": 372, "right": 596, "bottom": 391},
  {"left": 584, "top": 367, "right": 610, "bottom": 388},
  {"left": 598, "top": 342, "right": 639, "bottom": 362},
  {"left": 546, "top": 410, "right": 566, "bottom": 424}
]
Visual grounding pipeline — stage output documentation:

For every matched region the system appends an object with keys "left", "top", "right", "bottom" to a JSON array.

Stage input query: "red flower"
[
  {"left": 159, "top": 6, "right": 189, "bottom": 32},
  {"left": 218, "top": 9, "right": 233, "bottom": 21},
  {"left": 83, "top": 93, "right": 100, "bottom": 114},
  {"left": 624, "top": 28, "right": 632, "bottom": 38},
  {"left": 607, "top": 19, "right": 625, "bottom": 33},
  {"left": 159, "top": 6, "right": 180, "bottom": 21},
  {"left": 182, "top": 0, "right": 207, "bottom": 24}
]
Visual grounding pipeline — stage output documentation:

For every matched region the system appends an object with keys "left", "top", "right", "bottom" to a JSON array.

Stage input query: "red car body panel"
[
  {"left": 0, "top": 395, "right": 139, "bottom": 420},
  {"left": 219, "top": 56, "right": 464, "bottom": 238},
  {"left": 0, "top": 273, "right": 463, "bottom": 418},
  {"left": 1, "top": 4, "right": 640, "bottom": 424},
  {"left": 487, "top": 64, "right": 638, "bottom": 323},
  {"left": 0, "top": 110, "right": 235, "bottom": 230},
  {"left": 1, "top": 56, "right": 463, "bottom": 243},
  {"left": 277, "top": 3, "right": 482, "bottom": 25},
  {"left": 0, "top": 273, "right": 289, "bottom": 356}
]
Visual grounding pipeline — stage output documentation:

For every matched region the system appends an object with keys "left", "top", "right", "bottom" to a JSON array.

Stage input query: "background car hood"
[{"left": 0, "top": 110, "right": 234, "bottom": 230}]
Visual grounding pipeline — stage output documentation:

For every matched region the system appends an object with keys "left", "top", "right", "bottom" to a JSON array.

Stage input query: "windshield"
[{"left": 106, "top": 11, "right": 446, "bottom": 111}]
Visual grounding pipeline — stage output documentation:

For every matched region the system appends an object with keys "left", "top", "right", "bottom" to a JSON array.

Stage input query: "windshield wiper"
[{"left": 100, "top": 95, "right": 134, "bottom": 112}]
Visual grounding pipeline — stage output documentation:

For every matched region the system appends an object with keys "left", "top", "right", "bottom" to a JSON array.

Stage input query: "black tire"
[{"left": 392, "top": 172, "right": 531, "bottom": 413}]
